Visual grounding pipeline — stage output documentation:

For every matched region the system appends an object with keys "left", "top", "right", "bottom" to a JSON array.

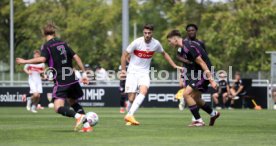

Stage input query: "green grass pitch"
[{"left": 0, "top": 107, "right": 275, "bottom": 146}]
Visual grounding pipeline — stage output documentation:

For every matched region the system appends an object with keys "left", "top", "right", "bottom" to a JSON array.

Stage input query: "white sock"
[
  {"left": 83, "top": 122, "right": 90, "bottom": 128},
  {"left": 180, "top": 98, "right": 184, "bottom": 105},
  {"left": 192, "top": 116, "right": 196, "bottom": 122},
  {"left": 127, "top": 94, "right": 145, "bottom": 116},
  {"left": 31, "top": 105, "right": 36, "bottom": 111},
  {"left": 196, "top": 118, "right": 203, "bottom": 122},
  {"left": 26, "top": 97, "right": 31, "bottom": 107},
  {"left": 126, "top": 100, "right": 132, "bottom": 112},
  {"left": 74, "top": 113, "right": 81, "bottom": 119},
  {"left": 210, "top": 110, "right": 216, "bottom": 117}
]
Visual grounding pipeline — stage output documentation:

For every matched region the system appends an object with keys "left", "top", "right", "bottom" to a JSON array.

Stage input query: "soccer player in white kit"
[
  {"left": 121, "top": 24, "right": 183, "bottom": 125},
  {"left": 24, "top": 50, "right": 45, "bottom": 113}
]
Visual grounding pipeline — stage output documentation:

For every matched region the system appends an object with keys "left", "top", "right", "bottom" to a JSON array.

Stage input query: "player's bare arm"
[
  {"left": 16, "top": 57, "right": 46, "bottom": 65},
  {"left": 23, "top": 66, "right": 31, "bottom": 75},
  {"left": 73, "top": 54, "right": 85, "bottom": 72},
  {"left": 195, "top": 56, "right": 217, "bottom": 89},
  {"left": 236, "top": 85, "right": 244, "bottom": 95},
  {"left": 120, "top": 51, "right": 129, "bottom": 76},
  {"left": 73, "top": 54, "right": 89, "bottom": 85},
  {"left": 161, "top": 51, "right": 183, "bottom": 70}
]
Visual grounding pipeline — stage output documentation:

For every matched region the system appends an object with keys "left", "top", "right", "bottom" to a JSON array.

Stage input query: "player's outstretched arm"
[
  {"left": 195, "top": 56, "right": 217, "bottom": 90},
  {"left": 161, "top": 52, "right": 182, "bottom": 70},
  {"left": 16, "top": 57, "right": 46, "bottom": 65}
]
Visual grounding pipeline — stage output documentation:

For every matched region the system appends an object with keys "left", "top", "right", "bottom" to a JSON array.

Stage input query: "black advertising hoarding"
[{"left": 0, "top": 86, "right": 268, "bottom": 108}]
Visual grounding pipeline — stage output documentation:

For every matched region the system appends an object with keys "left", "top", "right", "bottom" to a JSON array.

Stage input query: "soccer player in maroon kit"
[
  {"left": 16, "top": 22, "right": 92, "bottom": 132},
  {"left": 167, "top": 29, "right": 220, "bottom": 127}
]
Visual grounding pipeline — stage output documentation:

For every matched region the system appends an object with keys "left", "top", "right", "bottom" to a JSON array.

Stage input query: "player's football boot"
[
  {"left": 37, "top": 104, "right": 44, "bottom": 110},
  {"left": 30, "top": 105, "right": 37, "bottom": 113},
  {"left": 125, "top": 122, "right": 132, "bottom": 126},
  {"left": 124, "top": 115, "right": 140, "bottom": 125},
  {"left": 209, "top": 111, "right": 220, "bottom": 126},
  {"left": 120, "top": 107, "right": 125, "bottom": 113},
  {"left": 75, "top": 114, "right": 86, "bottom": 131},
  {"left": 26, "top": 105, "right": 31, "bottom": 111},
  {"left": 79, "top": 126, "right": 93, "bottom": 133},
  {"left": 188, "top": 121, "right": 205, "bottom": 127},
  {"left": 30, "top": 109, "right": 38, "bottom": 113}
]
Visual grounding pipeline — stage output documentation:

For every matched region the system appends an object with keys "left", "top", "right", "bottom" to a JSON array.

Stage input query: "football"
[{"left": 86, "top": 112, "right": 99, "bottom": 126}]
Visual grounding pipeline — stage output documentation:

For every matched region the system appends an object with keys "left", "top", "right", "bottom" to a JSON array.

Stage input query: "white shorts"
[
  {"left": 125, "top": 73, "right": 150, "bottom": 93},
  {"left": 29, "top": 80, "right": 43, "bottom": 94}
]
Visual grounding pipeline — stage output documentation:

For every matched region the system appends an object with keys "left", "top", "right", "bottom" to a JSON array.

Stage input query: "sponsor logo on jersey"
[{"left": 134, "top": 50, "right": 155, "bottom": 59}]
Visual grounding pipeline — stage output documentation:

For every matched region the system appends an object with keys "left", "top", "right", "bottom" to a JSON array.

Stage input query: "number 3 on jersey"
[{"left": 57, "top": 45, "right": 67, "bottom": 64}]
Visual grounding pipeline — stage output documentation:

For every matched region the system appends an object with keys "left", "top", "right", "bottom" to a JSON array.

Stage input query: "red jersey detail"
[
  {"left": 134, "top": 50, "right": 155, "bottom": 59},
  {"left": 28, "top": 66, "right": 43, "bottom": 72}
]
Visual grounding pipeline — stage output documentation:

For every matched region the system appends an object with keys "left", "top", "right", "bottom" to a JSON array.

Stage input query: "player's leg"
[
  {"left": 53, "top": 84, "right": 87, "bottom": 132},
  {"left": 178, "top": 78, "right": 185, "bottom": 111},
  {"left": 128, "top": 73, "right": 149, "bottom": 116},
  {"left": 192, "top": 91, "right": 220, "bottom": 126},
  {"left": 67, "top": 98, "right": 92, "bottom": 132},
  {"left": 212, "top": 93, "right": 219, "bottom": 108},
  {"left": 67, "top": 82, "right": 86, "bottom": 115},
  {"left": 36, "top": 82, "right": 44, "bottom": 110},
  {"left": 125, "top": 73, "right": 148, "bottom": 125},
  {"left": 119, "top": 93, "right": 127, "bottom": 113},
  {"left": 230, "top": 88, "right": 239, "bottom": 100},
  {"left": 24, "top": 92, "right": 32, "bottom": 111},
  {"left": 183, "top": 86, "right": 204, "bottom": 126},
  {"left": 124, "top": 73, "right": 140, "bottom": 125},
  {"left": 222, "top": 92, "right": 228, "bottom": 108},
  {"left": 179, "top": 97, "right": 185, "bottom": 111},
  {"left": 175, "top": 88, "right": 185, "bottom": 111},
  {"left": 128, "top": 85, "right": 147, "bottom": 116},
  {"left": 126, "top": 93, "right": 135, "bottom": 112},
  {"left": 229, "top": 88, "right": 236, "bottom": 108},
  {"left": 28, "top": 81, "right": 36, "bottom": 112},
  {"left": 54, "top": 98, "right": 73, "bottom": 117},
  {"left": 30, "top": 92, "right": 40, "bottom": 113},
  {"left": 54, "top": 98, "right": 86, "bottom": 131},
  {"left": 125, "top": 86, "right": 147, "bottom": 125},
  {"left": 68, "top": 98, "right": 85, "bottom": 114},
  {"left": 124, "top": 92, "right": 139, "bottom": 125},
  {"left": 68, "top": 83, "right": 93, "bottom": 132},
  {"left": 124, "top": 73, "right": 137, "bottom": 111},
  {"left": 119, "top": 80, "right": 127, "bottom": 113}
]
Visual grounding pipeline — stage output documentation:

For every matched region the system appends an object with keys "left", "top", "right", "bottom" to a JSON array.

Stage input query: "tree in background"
[{"left": 0, "top": 0, "right": 275, "bottom": 77}]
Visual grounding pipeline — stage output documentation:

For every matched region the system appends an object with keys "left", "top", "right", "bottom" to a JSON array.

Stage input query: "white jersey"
[
  {"left": 24, "top": 63, "right": 45, "bottom": 82},
  {"left": 126, "top": 37, "right": 164, "bottom": 74}
]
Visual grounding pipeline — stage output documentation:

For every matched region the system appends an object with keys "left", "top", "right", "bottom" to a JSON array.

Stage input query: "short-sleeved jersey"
[
  {"left": 218, "top": 79, "right": 229, "bottom": 93},
  {"left": 177, "top": 38, "right": 206, "bottom": 68},
  {"left": 194, "top": 39, "right": 206, "bottom": 52},
  {"left": 126, "top": 37, "right": 164, "bottom": 74},
  {"left": 181, "top": 39, "right": 212, "bottom": 77},
  {"left": 41, "top": 38, "right": 77, "bottom": 85},
  {"left": 24, "top": 63, "right": 45, "bottom": 82}
]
